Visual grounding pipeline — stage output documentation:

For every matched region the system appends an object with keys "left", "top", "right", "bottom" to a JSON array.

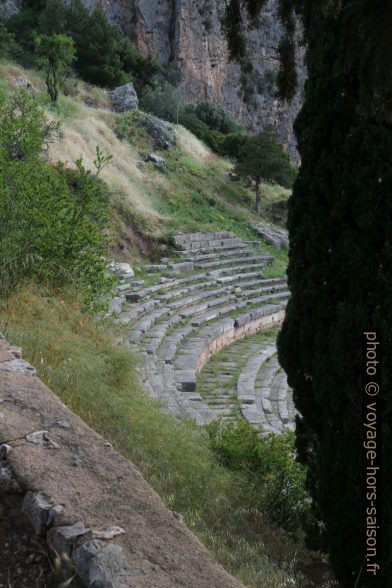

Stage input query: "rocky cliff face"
[
  {"left": 86, "top": 0, "right": 303, "bottom": 161},
  {"left": 2, "top": 0, "right": 303, "bottom": 158}
]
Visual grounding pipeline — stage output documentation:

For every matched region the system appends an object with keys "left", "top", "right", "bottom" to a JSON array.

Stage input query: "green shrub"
[
  {"left": 6, "top": 0, "right": 160, "bottom": 90},
  {"left": 5, "top": 8, "right": 40, "bottom": 64},
  {"left": 208, "top": 418, "right": 311, "bottom": 534},
  {"left": 0, "top": 90, "right": 114, "bottom": 309},
  {"left": 221, "top": 131, "right": 248, "bottom": 159},
  {"left": 194, "top": 100, "right": 243, "bottom": 134},
  {"left": 34, "top": 33, "right": 76, "bottom": 102},
  {"left": 140, "top": 82, "right": 184, "bottom": 123},
  {"left": 0, "top": 89, "right": 59, "bottom": 161},
  {"left": 178, "top": 109, "right": 211, "bottom": 141},
  {"left": 114, "top": 111, "right": 140, "bottom": 141},
  {"left": 206, "top": 128, "right": 225, "bottom": 152},
  {"left": 0, "top": 19, "right": 19, "bottom": 59}
]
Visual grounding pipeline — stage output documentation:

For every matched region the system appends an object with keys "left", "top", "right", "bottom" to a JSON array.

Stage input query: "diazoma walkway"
[{"left": 113, "top": 232, "right": 296, "bottom": 434}]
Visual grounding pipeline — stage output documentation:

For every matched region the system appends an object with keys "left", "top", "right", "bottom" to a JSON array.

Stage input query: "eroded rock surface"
[
  {"left": 0, "top": 338, "right": 243, "bottom": 587},
  {"left": 85, "top": 0, "right": 304, "bottom": 160}
]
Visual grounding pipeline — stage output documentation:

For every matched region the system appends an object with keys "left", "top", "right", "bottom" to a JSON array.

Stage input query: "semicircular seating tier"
[{"left": 112, "top": 232, "right": 295, "bottom": 432}]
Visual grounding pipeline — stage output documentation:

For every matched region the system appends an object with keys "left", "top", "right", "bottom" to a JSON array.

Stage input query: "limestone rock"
[
  {"left": 73, "top": 540, "right": 131, "bottom": 588},
  {"left": 0, "top": 358, "right": 36, "bottom": 376},
  {"left": 22, "top": 492, "right": 63, "bottom": 535},
  {"left": 109, "top": 262, "right": 134, "bottom": 279},
  {"left": 144, "top": 153, "right": 166, "bottom": 170},
  {"left": 0, "top": 463, "right": 22, "bottom": 493},
  {"left": 141, "top": 114, "right": 176, "bottom": 149},
  {"left": 254, "top": 220, "right": 289, "bottom": 249},
  {"left": 109, "top": 82, "right": 138, "bottom": 113},
  {"left": 48, "top": 521, "right": 90, "bottom": 557},
  {"left": 0, "top": 444, "right": 12, "bottom": 459},
  {"left": 91, "top": 526, "right": 125, "bottom": 540},
  {"left": 0, "top": 0, "right": 21, "bottom": 19},
  {"left": 83, "top": 0, "right": 303, "bottom": 161},
  {"left": 26, "top": 430, "right": 60, "bottom": 449}
]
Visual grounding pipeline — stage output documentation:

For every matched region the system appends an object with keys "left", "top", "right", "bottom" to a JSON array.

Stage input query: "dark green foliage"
[
  {"left": 208, "top": 418, "right": 310, "bottom": 534},
  {"left": 5, "top": 0, "right": 159, "bottom": 90},
  {"left": 5, "top": 8, "right": 40, "bottom": 63},
  {"left": 0, "top": 90, "right": 114, "bottom": 309},
  {"left": 0, "top": 89, "right": 59, "bottom": 160},
  {"left": 0, "top": 19, "right": 19, "bottom": 58},
  {"left": 193, "top": 101, "right": 243, "bottom": 134},
  {"left": 227, "top": 2, "right": 392, "bottom": 581},
  {"left": 235, "top": 127, "right": 293, "bottom": 212},
  {"left": 278, "top": 40, "right": 392, "bottom": 588},
  {"left": 64, "top": 2, "right": 132, "bottom": 88},
  {"left": 178, "top": 109, "right": 211, "bottom": 138},
  {"left": 35, "top": 33, "right": 76, "bottom": 101},
  {"left": 276, "top": 36, "right": 297, "bottom": 104},
  {"left": 140, "top": 82, "right": 183, "bottom": 123},
  {"left": 140, "top": 82, "right": 247, "bottom": 158},
  {"left": 220, "top": 131, "right": 248, "bottom": 159},
  {"left": 176, "top": 102, "right": 245, "bottom": 157}
]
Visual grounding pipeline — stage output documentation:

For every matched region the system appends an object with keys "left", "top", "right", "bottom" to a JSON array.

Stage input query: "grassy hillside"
[{"left": 0, "top": 61, "right": 289, "bottom": 269}]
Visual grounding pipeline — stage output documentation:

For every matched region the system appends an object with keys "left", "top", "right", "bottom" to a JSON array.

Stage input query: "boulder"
[
  {"left": 109, "top": 83, "right": 138, "bottom": 113},
  {"left": 142, "top": 114, "right": 176, "bottom": 149},
  {"left": 48, "top": 521, "right": 90, "bottom": 557},
  {"left": 223, "top": 171, "right": 237, "bottom": 182},
  {"left": 22, "top": 492, "right": 63, "bottom": 535},
  {"left": 0, "top": 463, "right": 22, "bottom": 493},
  {"left": 73, "top": 540, "right": 131, "bottom": 588},
  {"left": 0, "top": 0, "right": 20, "bottom": 19},
  {"left": 144, "top": 153, "right": 166, "bottom": 170}
]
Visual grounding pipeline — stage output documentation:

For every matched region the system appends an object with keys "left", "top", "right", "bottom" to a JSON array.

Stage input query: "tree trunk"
[{"left": 255, "top": 179, "right": 261, "bottom": 214}]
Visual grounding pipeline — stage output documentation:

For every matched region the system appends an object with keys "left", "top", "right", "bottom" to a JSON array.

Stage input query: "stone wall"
[{"left": 196, "top": 307, "right": 285, "bottom": 372}]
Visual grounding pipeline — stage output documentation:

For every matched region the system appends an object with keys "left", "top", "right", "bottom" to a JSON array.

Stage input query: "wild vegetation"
[
  {"left": 0, "top": 2, "right": 310, "bottom": 585},
  {"left": 0, "top": 89, "right": 114, "bottom": 309},
  {"left": 3, "top": 0, "right": 160, "bottom": 90}
]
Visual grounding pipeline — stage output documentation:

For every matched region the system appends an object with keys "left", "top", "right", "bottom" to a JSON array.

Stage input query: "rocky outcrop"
[
  {"left": 254, "top": 220, "right": 289, "bottom": 249},
  {"left": 84, "top": 0, "right": 303, "bottom": 161},
  {"left": 109, "top": 82, "right": 139, "bottom": 112},
  {"left": 0, "top": 0, "right": 20, "bottom": 18},
  {"left": 141, "top": 113, "right": 176, "bottom": 149}
]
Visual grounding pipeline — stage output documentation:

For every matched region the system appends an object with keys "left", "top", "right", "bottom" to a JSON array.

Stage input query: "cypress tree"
[{"left": 225, "top": 1, "right": 392, "bottom": 584}]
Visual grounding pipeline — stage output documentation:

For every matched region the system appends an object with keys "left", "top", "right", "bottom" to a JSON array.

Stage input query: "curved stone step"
[
  {"left": 113, "top": 231, "right": 292, "bottom": 426},
  {"left": 174, "top": 305, "right": 285, "bottom": 393},
  {"left": 179, "top": 247, "right": 255, "bottom": 262}
]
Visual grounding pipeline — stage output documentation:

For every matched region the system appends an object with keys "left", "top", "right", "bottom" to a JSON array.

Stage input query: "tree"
[
  {"left": 6, "top": 0, "right": 159, "bottom": 90},
  {"left": 0, "top": 90, "right": 114, "bottom": 309},
  {"left": 221, "top": 131, "right": 248, "bottom": 160},
  {"left": 235, "top": 127, "right": 292, "bottom": 213},
  {"left": 0, "top": 89, "right": 59, "bottom": 161},
  {"left": 0, "top": 19, "right": 19, "bottom": 59},
  {"left": 226, "top": 1, "right": 392, "bottom": 584},
  {"left": 193, "top": 101, "right": 243, "bottom": 134},
  {"left": 35, "top": 34, "right": 75, "bottom": 101}
]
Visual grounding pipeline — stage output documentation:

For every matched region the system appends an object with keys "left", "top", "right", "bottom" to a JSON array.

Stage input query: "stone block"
[
  {"left": 22, "top": 492, "right": 63, "bottom": 535},
  {"left": 73, "top": 540, "right": 131, "bottom": 588}
]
